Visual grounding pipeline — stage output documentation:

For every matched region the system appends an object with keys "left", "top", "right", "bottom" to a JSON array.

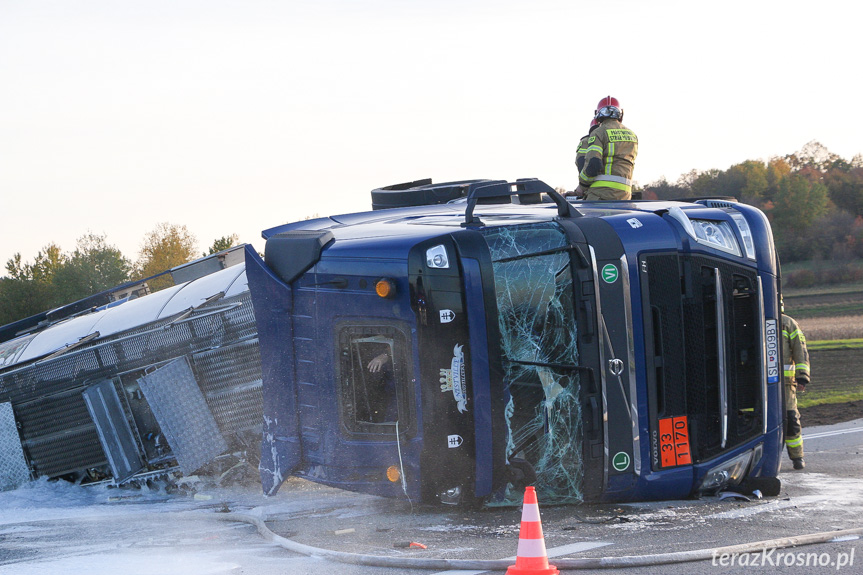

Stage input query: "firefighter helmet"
[
  {"left": 596, "top": 96, "right": 620, "bottom": 111},
  {"left": 595, "top": 95, "right": 623, "bottom": 121},
  {"left": 589, "top": 118, "right": 599, "bottom": 132}
]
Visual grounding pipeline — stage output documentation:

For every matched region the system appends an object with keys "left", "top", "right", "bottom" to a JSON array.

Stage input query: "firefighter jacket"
[
  {"left": 575, "top": 134, "right": 590, "bottom": 172},
  {"left": 578, "top": 118, "right": 638, "bottom": 200},
  {"left": 782, "top": 314, "right": 810, "bottom": 386}
]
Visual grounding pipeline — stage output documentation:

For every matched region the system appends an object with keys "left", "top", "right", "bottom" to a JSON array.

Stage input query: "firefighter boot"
[{"left": 792, "top": 458, "right": 806, "bottom": 470}]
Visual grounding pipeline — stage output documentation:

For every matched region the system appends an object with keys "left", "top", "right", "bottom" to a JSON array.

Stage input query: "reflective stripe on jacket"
[
  {"left": 781, "top": 314, "right": 810, "bottom": 383},
  {"left": 575, "top": 134, "right": 590, "bottom": 171}
]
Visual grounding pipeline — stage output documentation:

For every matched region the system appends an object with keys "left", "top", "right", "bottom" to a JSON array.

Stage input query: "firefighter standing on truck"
[
  {"left": 574, "top": 96, "right": 638, "bottom": 201},
  {"left": 782, "top": 299, "right": 810, "bottom": 470}
]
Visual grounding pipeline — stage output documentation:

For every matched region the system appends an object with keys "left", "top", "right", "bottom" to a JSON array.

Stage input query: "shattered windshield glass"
[{"left": 481, "top": 222, "right": 583, "bottom": 504}]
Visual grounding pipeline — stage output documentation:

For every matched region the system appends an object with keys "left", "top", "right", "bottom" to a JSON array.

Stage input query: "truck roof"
[{"left": 262, "top": 196, "right": 739, "bottom": 249}]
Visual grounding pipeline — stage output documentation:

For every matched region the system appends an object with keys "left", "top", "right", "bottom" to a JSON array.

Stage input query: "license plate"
[
  {"left": 766, "top": 319, "right": 779, "bottom": 383},
  {"left": 659, "top": 416, "right": 692, "bottom": 468}
]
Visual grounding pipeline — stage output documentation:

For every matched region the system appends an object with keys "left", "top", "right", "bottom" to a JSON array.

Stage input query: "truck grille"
[{"left": 644, "top": 254, "right": 763, "bottom": 462}]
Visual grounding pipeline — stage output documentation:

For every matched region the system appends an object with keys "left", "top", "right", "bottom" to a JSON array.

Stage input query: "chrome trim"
[
  {"left": 757, "top": 277, "right": 768, "bottom": 435},
  {"left": 620, "top": 254, "right": 640, "bottom": 476},
  {"left": 667, "top": 206, "right": 697, "bottom": 238},
  {"left": 715, "top": 268, "right": 728, "bottom": 449},
  {"left": 589, "top": 246, "right": 609, "bottom": 489}
]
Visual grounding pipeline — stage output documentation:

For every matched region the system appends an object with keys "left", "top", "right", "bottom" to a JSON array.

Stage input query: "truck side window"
[{"left": 338, "top": 325, "right": 412, "bottom": 436}]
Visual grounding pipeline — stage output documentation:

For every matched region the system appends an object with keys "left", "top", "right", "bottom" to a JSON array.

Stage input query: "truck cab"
[{"left": 245, "top": 178, "right": 783, "bottom": 505}]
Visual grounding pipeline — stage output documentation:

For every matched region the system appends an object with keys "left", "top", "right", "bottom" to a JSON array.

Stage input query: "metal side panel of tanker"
[{"left": 0, "top": 262, "right": 264, "bottom": 490}]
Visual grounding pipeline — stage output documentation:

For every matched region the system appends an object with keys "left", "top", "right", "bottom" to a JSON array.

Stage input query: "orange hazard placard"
[{"left": 658, "top": 416, "right": 692, "bottom": 468}]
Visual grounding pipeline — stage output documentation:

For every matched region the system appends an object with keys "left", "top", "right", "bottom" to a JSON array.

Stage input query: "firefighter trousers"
[{"left": 784, "top": 382, "right": 804, "bottom": 460}]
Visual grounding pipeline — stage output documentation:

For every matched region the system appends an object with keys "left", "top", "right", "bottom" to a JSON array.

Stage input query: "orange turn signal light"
[
  {"left": 386, "top": 465, "right": 401, "bottom": 482},
  {"left": 375, "top": 278, "right": 396, "bottom": 298}
]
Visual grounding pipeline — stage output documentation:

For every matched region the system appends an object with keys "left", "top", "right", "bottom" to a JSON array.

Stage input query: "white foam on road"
[{"left": 707, "top": 473, "right": 863, "bottom": 520}]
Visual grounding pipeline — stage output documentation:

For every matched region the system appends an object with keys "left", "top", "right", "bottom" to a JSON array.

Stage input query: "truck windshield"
[{"left": 481, "top": 222, "right": 583, "bottom": 503}]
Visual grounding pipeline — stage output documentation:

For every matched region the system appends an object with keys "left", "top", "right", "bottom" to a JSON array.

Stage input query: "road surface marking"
[{"left": 805, "top": 427, "right": 863, "bottom": 440}]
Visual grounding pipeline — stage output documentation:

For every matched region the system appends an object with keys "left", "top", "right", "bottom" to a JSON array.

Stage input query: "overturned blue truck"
[
  {"left": 246, "top": 178, "right": 784, "bottom": 505},
  {"left": 1, "top": 178, "right": 784, "bottom": 505}
]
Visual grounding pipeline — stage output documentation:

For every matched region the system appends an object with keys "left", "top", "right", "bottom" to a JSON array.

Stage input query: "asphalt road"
[{"left": 1, "top": 417, "right": 861, "bottom": 574}]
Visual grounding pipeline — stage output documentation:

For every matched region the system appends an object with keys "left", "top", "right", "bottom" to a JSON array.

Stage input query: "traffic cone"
[{"left": 506, "top": 486, "right": 559, "bottom": 575}]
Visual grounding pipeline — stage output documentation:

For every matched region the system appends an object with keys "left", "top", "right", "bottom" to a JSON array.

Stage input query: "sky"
[{"left": 1, "top": 0, "right": 861, "bottom": 271}]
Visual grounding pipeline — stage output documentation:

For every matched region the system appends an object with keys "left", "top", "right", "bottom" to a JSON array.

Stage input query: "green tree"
[
  {"left": 765, "top": 158, "right": 791, "bottom": 201},
  {"left": 136, "top": 223, "right": 199, "bottom": 291},
  {"left": 0, "top": 277, "right": 41, "bottom": 326},
  {"left": 729, "top": 161, "right": 769, "bottom": 205},
  {"left": 689, "top": 169, "right": 724, "bottom": 197},
  {"left": 773, "top": 175, "right": 830, "bottom": 228},
  {"left": 206, "top": 234, "right": 239, "bottom": 256},
  {"left": 53, "top": 233, "right": 131, "bottom": 303},
  {"left": 5, "top": 253, "right": 28, "bottom": 281},
  {"left": 5, "top": 244, "right": 65, "bottom": 282},
  {"left": 1, "top": 244, "right": 67, "bottom": 324},
  {"left": 30, "top": 244, "right": 66, "bottom": 283},
  {"left": 824, "top": 167, "right": 863, "bottom": 217},
  {"left": 771, "top": 175, "right": 831, "bottom": 261},
  {"left": 643, "top": 177, "right": 689, "bottom": 200}
]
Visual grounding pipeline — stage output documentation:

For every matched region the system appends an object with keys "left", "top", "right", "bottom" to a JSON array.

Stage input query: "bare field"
[
  {"left": 798, "top": 314, "right": 863, "bottom": 340},
  {"left": 783, "top": 287, "right": 863, "bottom": 320},
  {"left": 799, "top": 346, "right": 863, "bottom": 406},
  {"left": 786, "top": 285, "right": 863, "bottom": 411},
  {"left": 801, "top": 400, "right": 863, "bottom": 427}
]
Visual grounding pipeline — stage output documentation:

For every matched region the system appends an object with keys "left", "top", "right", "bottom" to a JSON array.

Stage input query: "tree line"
[
  {"left": 0, "top": 223, "right": 238, "bottom": 326},
  {"left": 641, "top": 141, "right": 863, "bottom": 268}
]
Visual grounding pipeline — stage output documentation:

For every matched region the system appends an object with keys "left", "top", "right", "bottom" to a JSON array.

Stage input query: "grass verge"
[
  {"left": 792, "top": 304, "right": 863, "bottom": 319},
  {"left": 807, "top": 339, "right": 863, "bottom": 351},
  {"left": 798, "top": 391, "right": 863, "bottom": 409}
]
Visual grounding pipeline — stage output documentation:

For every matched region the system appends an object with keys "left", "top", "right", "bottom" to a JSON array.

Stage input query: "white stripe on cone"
[
  {"left": 516, "top": 537, "right": 549, "bottom": 558},
  {"left": 521, "top": 503, "right": 541, "bottom": 522}
]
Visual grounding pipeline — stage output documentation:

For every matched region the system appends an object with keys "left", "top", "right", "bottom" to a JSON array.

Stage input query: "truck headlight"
[
  {"left": 730, "top": 213, "right": 756, "bottom": 260},
  {"left": 698, "top": 449, "right": 753, "bottom": 492},
  {"left": 690, "top": 219, "right": 742, "bottom": 257},
  {"left": 666, "top": 207, "right": 743, "bottom": 257}
]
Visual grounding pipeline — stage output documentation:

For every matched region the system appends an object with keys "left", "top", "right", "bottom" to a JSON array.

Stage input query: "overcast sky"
[{"left": 1, "top": 0, "right": 860, "bottom": 270}]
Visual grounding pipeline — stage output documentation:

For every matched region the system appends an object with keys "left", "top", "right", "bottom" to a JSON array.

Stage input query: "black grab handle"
[{"left": 462, "top": 178, "right": 578, "bottom": 226}]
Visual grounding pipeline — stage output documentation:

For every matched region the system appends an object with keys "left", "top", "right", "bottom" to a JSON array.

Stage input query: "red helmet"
[
  {"left": 595, "top": 96, "right": 620, "bottom": 111},
  {"left": 595, "top": 95, "right": 623, "bottom": 121},
  {"left": 589, "top": 118, "right": 599, "bottom": 131}
]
